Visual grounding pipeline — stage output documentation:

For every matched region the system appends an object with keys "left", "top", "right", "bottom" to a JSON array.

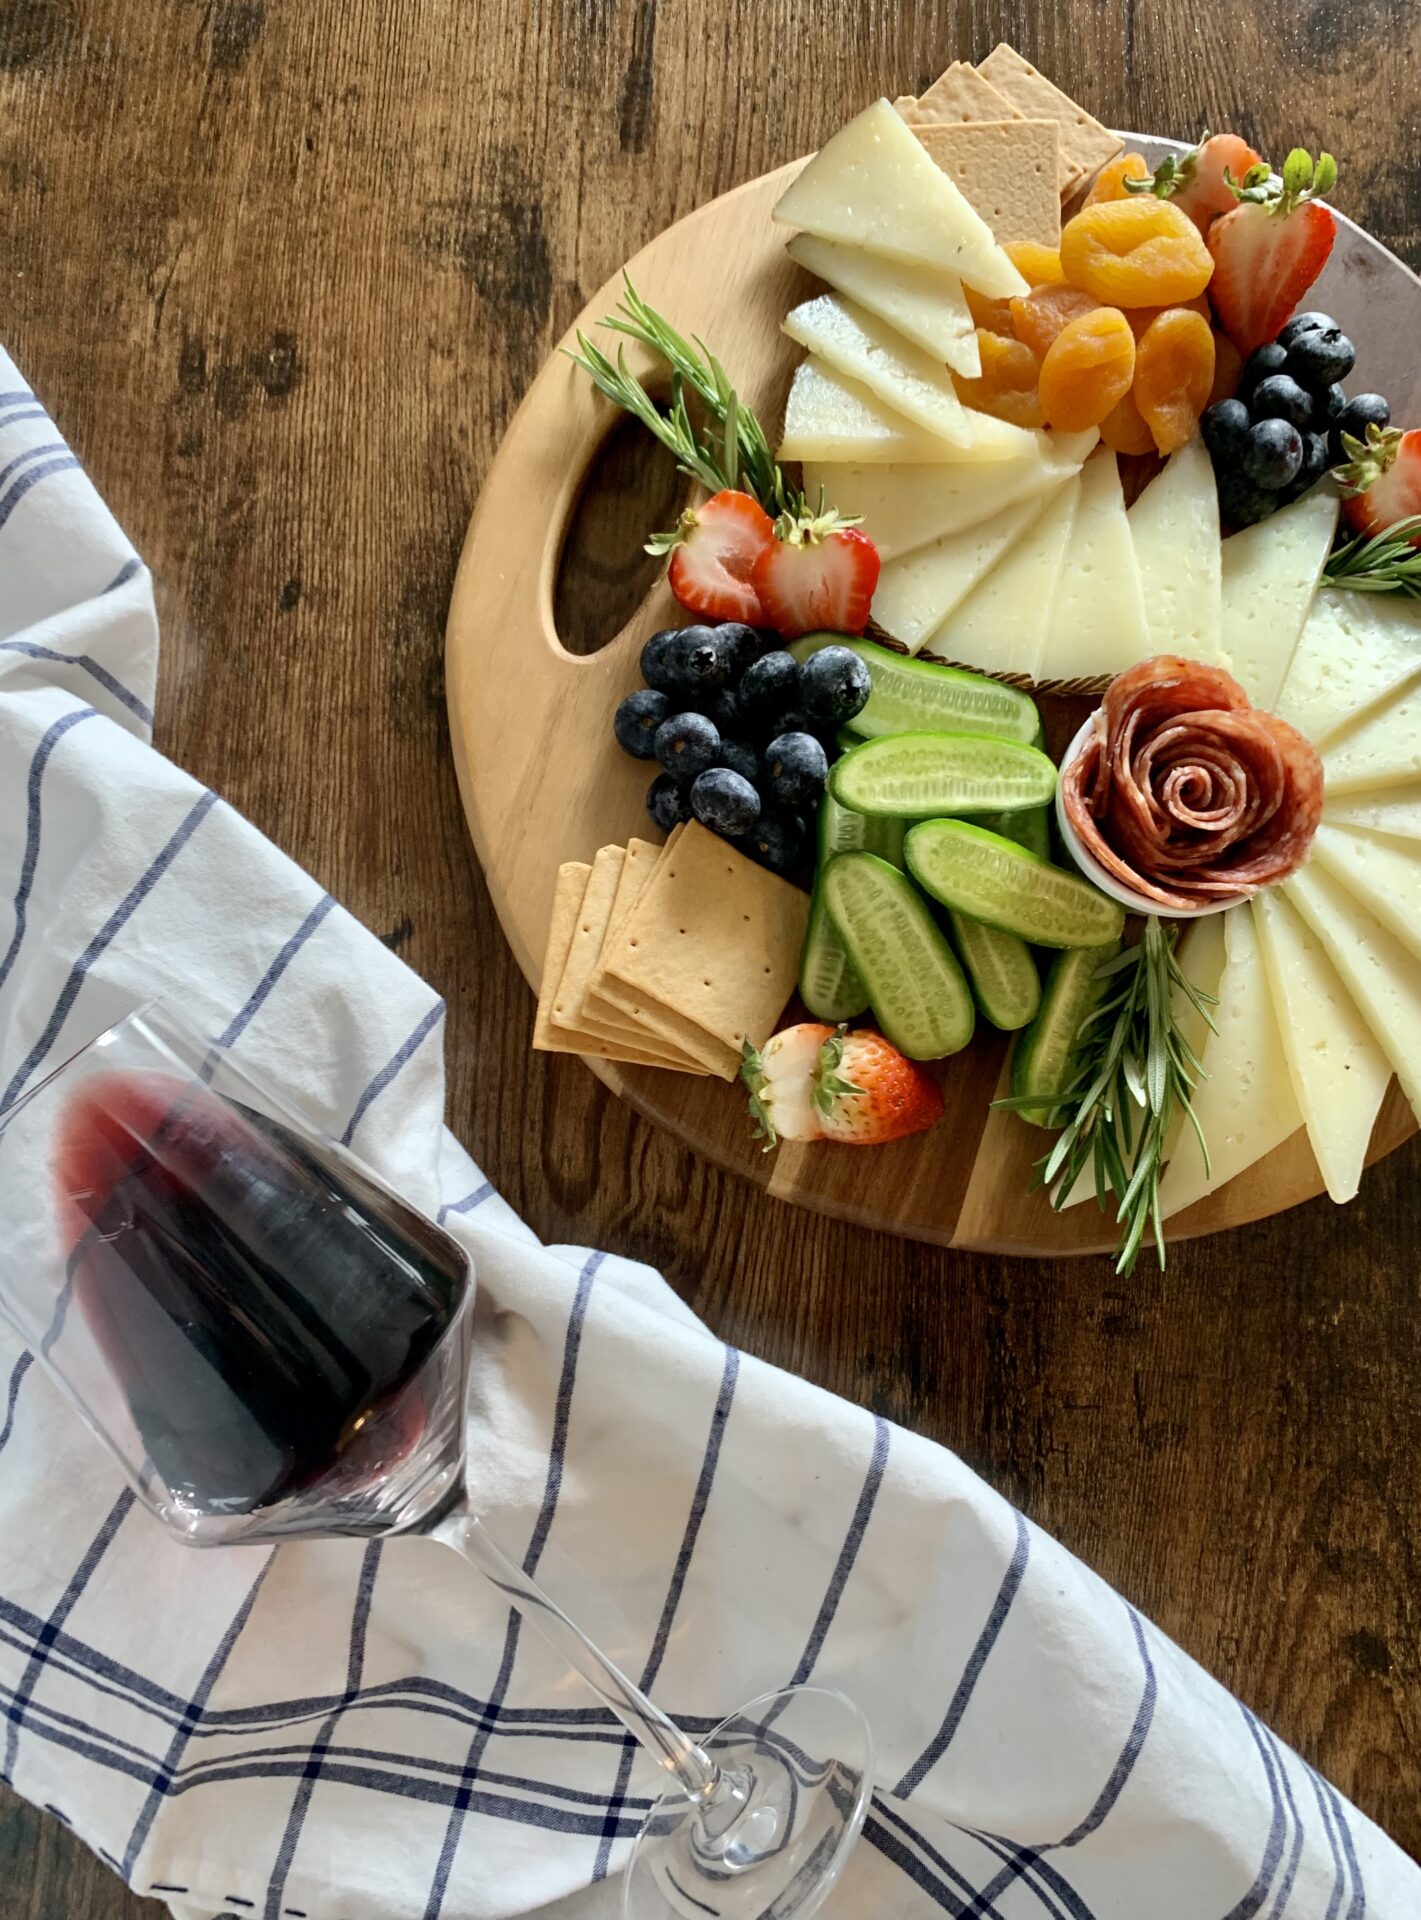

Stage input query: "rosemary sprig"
[
  {"left": 566, "top": 275, "right": 798, "bottom": 519},
  {"left": 1322, "top": 515, "right": 1421, "bottom": 598},
  {"left": 993, "top": 918, "right": 1217, "bottom": 1275}
]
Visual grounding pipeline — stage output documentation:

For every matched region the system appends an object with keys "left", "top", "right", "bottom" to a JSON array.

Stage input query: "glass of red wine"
[{"left": 0, "top": 1004, "right": 873, "bottom": 1919}]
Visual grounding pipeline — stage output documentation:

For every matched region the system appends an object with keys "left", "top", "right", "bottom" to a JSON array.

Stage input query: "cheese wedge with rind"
[
  {"left": 1324, "top": 787, "right": 1421, "bottom": 840},
  {"left": 1285, "top": 860, "right": 1421, "bottom": 1127},
  {"left": 1274, "top": 590, "right": 1421, "bottom": 749},
  {"left": 872, "top": 490, "right": 1054, "bottom": 656},
  {"left": 772, "top": 98, "right": 1029, "bottom": 299},
  {"left": 1252, "top": 887, "right": 1390, "bottom": 1204},
  {"left": 786, "top": 233, "right": 980, "bottom": 376},
  {"left": 1321, "top": 676, "right": 1421, "bottom": 794},
  {"left": 1127, "top": 434, "right": 1225, "bottom": 664},
  {"left": 1217, "top": 488, "right": 1339, "bottom": 708},
  {"left": 779, "top": 358, "right": 956, "bottom": 464},
  {"left": 1037, "top": 450, "right": 1149, "bottom": 682},
  {"left": 1158, "top": 903, "right": 1303, "bottom": 1219},
  {"left": 783, "top": 293, "right": 974, "bottom": 446},
  {"left": 930, "top": 474, "right": 1080, "bottom": 680}
]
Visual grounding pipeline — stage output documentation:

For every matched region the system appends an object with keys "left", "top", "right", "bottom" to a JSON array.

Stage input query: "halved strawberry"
[
  {"left": 654, "top": 489, "right": 774, "bottom": 624},
  {"left": 1335, "top": 426, "right": 1421, "bottom": 542},
  {"left": 741, "top": 1023, "right": 835, "bottom": 1150},
  {"left": 752, "top": 504, "right": 880, "bottom": 639},
  {"left": 814, "top": 1029, "right": 943, "bottom": 1146},
  {"left": 1207, "top": 148, "right": 1337, "bottom": 354},
  {"left": 1127, "top": 132, "right": 1264, "bottom": 235}
]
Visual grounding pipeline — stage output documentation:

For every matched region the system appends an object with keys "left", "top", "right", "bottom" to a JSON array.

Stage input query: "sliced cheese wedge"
[
  {"left": 1324, "top": 786, "right": 1421, "bottom": 841},
  {"left": 1037, "top": 449, "right": 1149, "bottom": 682},
  {"left": 1252, "top": 887, "right": 1390, "bottom": 1204},
  {"left": 786, "top": 233, "right": 980, "bottom": 377},
  {"left": 1320, "top": 675, "right": 1421, "bottom": 795},
  {"left": 1285, "top": 860, "right": 1421, "bottom": 1126},
  {"left": 930, "top": 473, "right": 1080, "bottom": 679},
  {"left": 1158, "top": 903, "right": 1303, "bottom": 1219},
  {"left": 801, "top": 430, "right": 1095, "bottom": 561},
  {"left": 872, "top": 491, "right": 1052, "bottom": 656},
  {"left": 1127, "top": 434, "right": 1225, "bottom": 664},
  {"left": 772, "top": 98, "right": 1029, "bottom": 299},
  {"left": 1218, "top": 487, "right": 1339, "bottom": 708},
  {"left": 1274, "top": 589, "right": 1421, "bottom": 750},
  {"left": 783, "top": 293, "right": 973, "bottom": 446},
  {"left": 1311, "top": 822, "right": 1421, "bottom": 965},
  {"left": 779, "top": 358, "right": 955, "bottom": 464}
]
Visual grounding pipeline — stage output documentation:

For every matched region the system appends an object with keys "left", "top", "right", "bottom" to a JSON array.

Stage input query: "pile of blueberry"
[
  {"left": 1202, "top": 311, "right": 1390, "bottom": 528},
  {"left": 613, "top": 621, "right": 871, "bottom": 876}
]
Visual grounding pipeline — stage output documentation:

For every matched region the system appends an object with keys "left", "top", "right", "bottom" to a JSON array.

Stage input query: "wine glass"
[{"left": 0, "top": 1004, "right": 873, "bottom": 1919}]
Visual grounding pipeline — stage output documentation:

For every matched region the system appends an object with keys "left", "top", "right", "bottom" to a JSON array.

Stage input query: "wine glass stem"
[{"left": 433, "top": 1500, "right": 722, "bottom": 1803}]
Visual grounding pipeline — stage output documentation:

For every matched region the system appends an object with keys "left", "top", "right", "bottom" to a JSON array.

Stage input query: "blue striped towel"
[{"left": 0, "top": 344, "right": 1414, "bottom": 1920}]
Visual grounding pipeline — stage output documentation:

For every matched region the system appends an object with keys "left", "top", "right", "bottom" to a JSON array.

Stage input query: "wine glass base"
[{"left": 621, "top": 1685, "right": 874, "bottom": 1920}]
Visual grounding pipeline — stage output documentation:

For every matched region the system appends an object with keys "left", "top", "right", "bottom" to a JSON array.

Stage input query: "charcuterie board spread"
[{"left": 447, "top": 43, "right": 1421, "bottom": 1263}]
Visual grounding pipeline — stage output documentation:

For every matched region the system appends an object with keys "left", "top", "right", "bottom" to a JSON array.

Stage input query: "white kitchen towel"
[{"left": 0, "top": 343, "right": 1413, "bottom": 1920}]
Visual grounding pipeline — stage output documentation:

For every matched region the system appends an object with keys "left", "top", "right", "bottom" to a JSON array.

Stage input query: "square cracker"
[
  {"left": 599, "top": 823, "right": 809, "bottom": 1068},
  {"left": 576, "top": 839, "right": 707, "bottom": 1068},
  {"left": 551, "top": 844, "right": 626, "bottom": 1034},
  {"left": 896, "top": 62, "right": 1021, "bottom": 128},
  {"left": 976, "top": 43, "right": 1122, "bottom": 193},
  {"left": 913, "top": 120, "right": 1061, "bottom": 248}
]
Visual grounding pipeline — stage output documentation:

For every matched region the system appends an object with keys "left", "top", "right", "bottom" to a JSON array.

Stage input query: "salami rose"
[{"left": 1059, "top": 655, "right": 1323, "bottom": 910}]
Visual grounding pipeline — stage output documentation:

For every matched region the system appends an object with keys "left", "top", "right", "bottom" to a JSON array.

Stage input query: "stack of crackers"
[
  {"left": 896, "top": 45, "right": 1124, "bottom": 250},
  {"left": 534, "top": 823, "right": 811, "bottom": 1080}
]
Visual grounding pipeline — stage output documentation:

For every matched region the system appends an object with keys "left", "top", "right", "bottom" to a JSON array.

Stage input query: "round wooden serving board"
[{"left": 447, "top": 136, "right": 1421, "bottom": 1255}]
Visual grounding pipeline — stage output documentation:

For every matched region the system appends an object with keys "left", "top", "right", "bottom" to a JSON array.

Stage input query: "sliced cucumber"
[
  {"left": 819, "top": 792, "right": 907, "bottom": 867},
  {"left": 830, "top": 732, "right": 1057, "bottom": 819},
  {"left": 822, "top": 852, "right": 975, "bottom": 1059},
  {"left": 905, "top": 819, "right": 1125, "bottom": 948},
  {"left": 950, "top": 913, "right": 1041, "bottom": 1031},
  {"left": 790, "top": 632, "right": 1040, "bottom": 745},
  {"left": 963, "top": 804, "right": 1051, "bottom": 865},
  {"left": 799, "top": 798, "right": 905, "bottom": 1021},
  {"left": 1011, "top": 940, "right": 1120, "bottom": 1126}
]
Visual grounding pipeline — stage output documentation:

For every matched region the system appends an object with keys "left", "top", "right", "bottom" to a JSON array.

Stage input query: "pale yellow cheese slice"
[
  {"left": 871, "top": 491, "right": 1051, "bottom": 656},
  {"left": 1218, "top": 488, "right": 1338, "bottom": 708},
  {"left": 786, "top": 233, "right": 980, "bottom": 377},
  {"left": 1321, "top": 677, "right": 1421, "bottom": 794},
  {"left": 930, "top": 472, "right": 1080, "bottom": 679},
  {"left": 780, "top": 358, "right": 962, "bottom": 465},
  {"left": 1252, "top": 887, "right": 1390, "bottom": 1204},
  {"left": 1324, "top": 786, "right": 1421, "bottom": 840},
  {"left": 1275, "top": 590, "right": 1421, "bottom": 749},
  {"left": 1311, "top": 822, "right": 1421, "bottom": 965},
  {"left": 1126, "top": 434, "right": 1225, "bottom": 665},
  {"left": 772, "top": 98, "right": 1029, "bottom": 299},
  {"left": 783, "top": 293, "right": 973, "bottom": 446},
  {"left": 1037, "top": 449, "right": 1149, "bottom": 682}
]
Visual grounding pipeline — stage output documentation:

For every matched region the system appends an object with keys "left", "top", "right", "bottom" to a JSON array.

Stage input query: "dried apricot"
[
  {"left": 955, "top": 330, "right": 1045, "bottom": 429},
  {"left": 964, "top": 285, "right": 1016, "bottom": 334},
  {"left": 1010, "top": 284, "right": 1102, "bottom": 359},
  {"left": 1085, "top": 152, "right": 1150, "bottom": 205},
  {"left": 1209, "top": 330, "right": 1244, "bottom": 405},
  {"left": 1038, "top": 307, "right": 1136, "bottom": 432},
  {"left": 1125, "top": 294, "right": 1212, "bottom": 339},
  {"left": 1004, "top": 241, "right": 1065, "bottom": 287},
  {"left": 1059, "top": 199, "right": 1215, "bottom": 307},
  {"left": 1133, "top": 308, "right": 1216, "bottom": 454},
  {"left": 1098, "top": 388, "right": 1157, "bottom": 456}
]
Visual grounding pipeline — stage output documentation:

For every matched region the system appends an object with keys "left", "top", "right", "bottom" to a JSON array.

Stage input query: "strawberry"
[
  {"left": 751, "top": 502, "right": 880, "bottom": 639},
  {"left": 1127, "top": 132, "right": 1264, "bottom": 235},
  {"left": 1206, "top": 148, "right": 1338, "bottom": 355},
  {"left": 655, "top": 489, "right": 774, "bottom": 624},
  {"left": 741, "top": 1025, "right": 942, "bottom": 1150},
  {"left": 1334, "top": 425, "right": 1421, "bottom": 542}
]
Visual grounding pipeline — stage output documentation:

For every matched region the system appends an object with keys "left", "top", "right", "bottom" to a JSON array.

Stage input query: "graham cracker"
[
  {"left": 896, "top": 62, "right": 1022, "bottom": 128},
  {"left": 976, "top": 43, "right": 1122, "bottom": 195},
  {"left": 913, "top": 119, "right": 1061, "bottom": 248}
]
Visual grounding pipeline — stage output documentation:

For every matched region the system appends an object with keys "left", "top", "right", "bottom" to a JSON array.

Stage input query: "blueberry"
[
  {"left": 773, "top": 707, "right": 820, "bottom": 738},
  {"left": 1249, "top": 373, "right": 1314, "bottom": 429},
  {"left": 743, "top": 809, "right": 806, "bottom": 877},
  {"left": 614, "top": 688, "right": 672, "bottom": 759},
  {"left": 653, "top": 711, "right": 721, "bottom": 780},
  {"left": 799, "top": 644, "right": 873, "bottom": 724},
  {"left": 639, "top": 628, "right": 683, "bottom": 693},
  {"left": 1216, "top": 468, "right": 1279, "bottom": 530},
  {"left": 1330, "top": 392, "right": 1391, "bottom": 463},
  {"left": 691, "top": 767, "right": 761, "bottom": 837},
  {"left": 1242, "top": 417, "right": 1304, "bottom": 490},
  {"left": 738, "top": 649, "right": 802, "bottom": 727},
  {"left": 1280, "top": 431, "right": 1330, "bottom": 503},
  {"left": 646, "top": 772, "right": 694, "bottom": 832},
  {"left": 1285, "top": 325, "right": 1356, "bottom": 390},
  {"left": 662, "top": 624, "right": 738, "bottom": 699},
  {"left": 1315, "top": 382, "right": 1348, "bottom": 426},
  {"left": 1201, "top": 397, "right": 1253, "bottom": 462},
  {"left": 715, "top": 737, "right": 761, "bottom": 785},
  {"left": 1238, "top": 342, "right": 1288, "bottom": 403},
  {"left": 762, "top": 731, "right": 828, "bottom": 809},
  {"left": 710, "top": 621, "right": 762, "bottom": 679},
  {"left": 1277, "top": 310, "right": 1335, "bottom": 349},
  {"left": 702, "top": 685, "right": 742, "bottom": 733}
]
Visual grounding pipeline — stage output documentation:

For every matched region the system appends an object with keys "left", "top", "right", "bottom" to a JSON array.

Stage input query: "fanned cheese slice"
[
  {"left": 801, "top": 430, "right": 1094, "bottom": 561},
  {"left": 786, "top": 233, "right": 980, "bottom": 376},
  {"left": 1274, "top": 590, "right": 1421, "bottom": 749},
  {"left": 1037, "top": 450, "right": 1149, "bottom": 682},
  {"left": 1127, "top": 435, "right": 1225, "bottom": 664},
  {"left": 1324, "top": 786, "right": 1421, "bottom": 840},
  {"left": 779, "top": 358, "right": 956, "bottom": 464},
  {"left": 1252, "top": 888, "right": 1390, "bottom": 1204},
  {"left": 1217, "top": 488, "right": 1338, "bottom": 708},
  {"left": 930, "top": 474, "right": 1080, "bottom": 679},
  {"left": 1285, "top": 861, "right": 1421, "bottom": 1126},
  {"left": 783, "top": 294, "right": 973, "bottom": 446},
  {"left": 1311, "top": 822, "right": 1421, "bottom": 965},
  {"left": 772, "top": 98, "right": 1029, "bottom": 299},
  {"left": 1320, "top": 675, "right": 1421, "bottom": 794},
  {"left": 1158, "top": 903, "right": 1303, "bottom": 1219},
  {"left": 872, "top": 491, "right": 1052, "bottom": 655}
]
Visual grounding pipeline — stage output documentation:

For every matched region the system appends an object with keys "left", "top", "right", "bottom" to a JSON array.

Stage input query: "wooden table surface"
[{"left": 3, "top": 2, "right": 1420, "bottom": 1912}]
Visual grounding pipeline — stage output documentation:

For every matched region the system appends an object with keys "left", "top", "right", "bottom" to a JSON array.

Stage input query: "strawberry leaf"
[
  {"left": 739, "top": 1039, "right": 779, "bottom": 1152},
  {"left": 812, "top": 1032, "right": 864, "bottom": 1116}
]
